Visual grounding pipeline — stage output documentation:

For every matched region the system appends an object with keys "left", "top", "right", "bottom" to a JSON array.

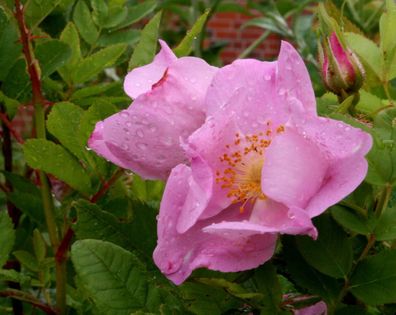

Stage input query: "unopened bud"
[{"left": 319, "top": 32, "right": 365, "bottom": 97}]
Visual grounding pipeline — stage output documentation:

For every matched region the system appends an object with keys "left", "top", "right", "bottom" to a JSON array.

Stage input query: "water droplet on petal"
[
  {"left": 264, "top": 74, "right": 271, "bottom": 81},
  {"left": 136, "top": 129, "right": 144, "bottom": 138},
  {"left": 136, "top": 142, "right": 147, "bottom": 150},
  {"left": 120, "top": 112, "right": 129, "bottom": 119}
]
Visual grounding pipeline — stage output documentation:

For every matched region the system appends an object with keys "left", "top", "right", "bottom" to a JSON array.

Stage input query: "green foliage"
[
  {"left": 350, "top": 249, "right": 396, "bottom": 305},
  {"left": 296, "top": 215, "right": 353, "bottom": 279},
  {"left": 0, "top": 211, "right": 15, "bottom": 267},
  {"left": 71, "top": 43, "right": 126, "bottom": 84},
  {"left": 23, "top": 139, "right": 92, "bottom": 194},
  {"left": 174, "top": 9, "right": 210, "bottom": 57},
  {"left": 128, "top": 12, "right": 161, "bottom": 70},
  {"left": 24, "top": 0, "right": 62, "bottom": 28}
]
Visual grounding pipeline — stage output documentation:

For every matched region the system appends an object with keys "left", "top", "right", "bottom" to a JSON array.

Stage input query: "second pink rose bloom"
[{"left": 89, "top": 40, "right": 372, "bottom": 285}]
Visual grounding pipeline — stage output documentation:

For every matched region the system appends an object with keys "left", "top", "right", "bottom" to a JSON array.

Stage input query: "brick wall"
[{"left": 206, "top": 11, "right": 281, "bottom": 64}]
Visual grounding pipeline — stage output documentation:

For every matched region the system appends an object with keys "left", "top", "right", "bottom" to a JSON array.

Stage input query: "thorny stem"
[
  {"left": 0, "top": 289, "right": 57, "bottom": 315},
  {"left": 14, "top": 1, "right": 66, "bottom": 313}
]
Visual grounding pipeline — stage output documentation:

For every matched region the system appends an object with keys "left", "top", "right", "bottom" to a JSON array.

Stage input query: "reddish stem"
[
  {"left": 14, "top": 0, "right": 44, "bottom": 106},
  {"left": 0, "top": 289, "right": 57, "bottom": 315},
  {"left": 0, "top": 112, "right": 24, "bottom": 144}
]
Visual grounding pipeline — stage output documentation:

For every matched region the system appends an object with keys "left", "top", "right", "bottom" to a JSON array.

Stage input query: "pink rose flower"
[
  {"left": 153, "top": 41, "right": 372, "bottom": 284},
  {"left": 88, "top": 40, "right": 218, "bottom": 179}
]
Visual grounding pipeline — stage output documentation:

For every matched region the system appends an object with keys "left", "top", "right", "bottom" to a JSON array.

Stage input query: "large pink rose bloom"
[
  {"left": 153, "top": 41, "right": 372, "bottom": 284},
  {"left": 88, "top": 40, "right": 217, "bottom": 179}
]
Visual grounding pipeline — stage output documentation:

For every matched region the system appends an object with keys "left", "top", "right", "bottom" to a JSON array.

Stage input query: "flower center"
[{"left": 215, "top": 122, "right": 285, "bottom": 212}]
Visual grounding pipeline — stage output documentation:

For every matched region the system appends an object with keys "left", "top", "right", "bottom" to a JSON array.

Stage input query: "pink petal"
[
  {"left": 306, "top": 156, "right": 368, "bottom": 217},
  {"left": 184, "top": 115, "right": 241, "bottom": 221},
  {"left": 123, "top": 40, "right": 177, "bottom": 99},
  {"left": 291, "top": 115, "right": 372, "bottom": 160},
  {"left": 276, "top": 41, "right": 317, "bottom": 115},
  {"left": 154, "top": 164, "right": 277, "bottom": 285},
  {"left": 89, "top": 57, "right": 217, "bottom": 180},
  {"left": 249, "top": 199, "right": 317, "bottom": 238},
  {"left": 204, "top": 200, "right": 317, "bottom": 239},
  {"left": 176, "top": 156, "right": 213, "bottom": 233},
  {"left": 261, "top": 129, "right": 328, "bottom": 209},
  {"left": 205, "top": 59, "right": 289, "bottom": 134}
]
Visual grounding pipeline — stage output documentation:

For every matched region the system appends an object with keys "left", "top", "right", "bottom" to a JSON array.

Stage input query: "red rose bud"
[{"left": 319, "top": 32, "right": 365, "bottom": 97}]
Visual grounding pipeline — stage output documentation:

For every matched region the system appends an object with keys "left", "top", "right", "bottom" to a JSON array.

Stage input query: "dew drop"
[
  {"left": 136, "top": 129, "right": 144, "bottom": 138},
  {"left": 120, "top": 111, "right": 129, "bottom": 119},
  {"left": 278, "top": 88, "right": 287, "bottom": 96},
  {"left": 149, "top": 125, "right": 157, "bottom": 132},
  {"left": 126, "top": 121, "right": 132, "bottom": 127},
  {"left": 136, "top": 142, "right": 147, "bottom": 150},
  {"left": 264, "top": 74, "right": 271, "bottom": 81}
]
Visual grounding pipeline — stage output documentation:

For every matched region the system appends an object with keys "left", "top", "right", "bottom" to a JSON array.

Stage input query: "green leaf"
[
  {"left": 24, "top": 0, "right": 62, "bottom": 28},
  {"left": 128, "top": 201, "right": 158, "bottom": 258},
  {"left": 366, "top": 108, "right": 396, "bottom": 186},
  {"left": 128, "top": 12, "right": 161, "bottom": 70},
  {"left": 0, "top": 211, "right": 15, "bottom": 267},
  {"left": 381, "top": 0, "right": 396, "bottom": 82},
  {"left": 59, "top": 22, "right": 81, "bottom": 83},
  {"left": 72, "top": 44, "right": 127, "bottom": 84},
  {"left": 97, "top": 28, "right": 140, "bottom": 47},
  {"left": 102, "top": 6, "right": 127, "bottom": 29},
  {"left": 356, "top": 90, "right": 385, "bottom": 116},
  {"left": 73, "top": 0, "right": 99, "bottom": 45},
  {"left": 13, "top": 250, "right": 39, "bottom": 272},
  {"left": 195, "top": 277, "right": 263, "bottom": 300},
  {"left": 374, "top": 206, "right": 396, "bottom": 241},
  {"left": 283, "top": 236, "right": 341, "bottom": 307},
  {"left": 71, "top": 239, "right": 148, "bottom": 314},
  {"left": 0, "top": 269, "right": 36, "bottom": 286},
  {"left": 174, "top": 9, "right": 210, "bottom": 57},
  {"left": 2, "top": 172, "right": 45, "bottom": 225},
  {"left": 350, "top": 249, "right": 396, "bottom": 305},
  {"left": 380, "top": 0, "right": 396, "bottom": 78},
  {"left": 296, "top": 215, "right": 353, "bottom": 279},
  {"left": 113, "top": 0, "right": 157, "bottom": 30},
  {"left": 331, "top": 205, "right": 374, "bottom": 235},
  {"left": 253, "top": 263, "right": 282, "bottom": 313},
  {"left": 2, "top": 58, "right": 31, "bottom": 102},
  {"left": 91, "top": 0, "right": 108, "bottom": 26},
  {"left": 70, "top": 82, "right": 121, "bottom": 101},
  {"left": 23, "top": 139, "right": 92, "bottom": 194},
  {"left": 0, "top": 9, "right": 21, "bottom": 81},
  {"left": 0, "top": 91, "right": 19, "bottom": 118},
  {"left": 47, "top": 102, "right": 85, "bottom": 160},
  {"left": 35, "top": 40, "right": 72, "bottom": 77},
  {"left": 345, "top": 32, "right": 383, "bottom": 81},
  {"left": 179, "top": 282, "right": 241, "bottom": 314},
  {"left": 32, "top": 229, "right": 47, "bottom": 262},
  {"left": 74, "top": 199, "right": 136, "bottom": 251}
]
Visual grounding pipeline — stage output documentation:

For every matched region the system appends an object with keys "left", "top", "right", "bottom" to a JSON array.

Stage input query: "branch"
[
  {"left": 0, "top": 289, "right": 58, "bottom": 315},
  {"left": 0, "top": 112, "right": 24, "bottom": 144}
]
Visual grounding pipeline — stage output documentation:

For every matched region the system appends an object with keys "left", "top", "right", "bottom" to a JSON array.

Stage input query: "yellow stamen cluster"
[{"left": 215, "top": 122, "right": 285, "bottom": 213}]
